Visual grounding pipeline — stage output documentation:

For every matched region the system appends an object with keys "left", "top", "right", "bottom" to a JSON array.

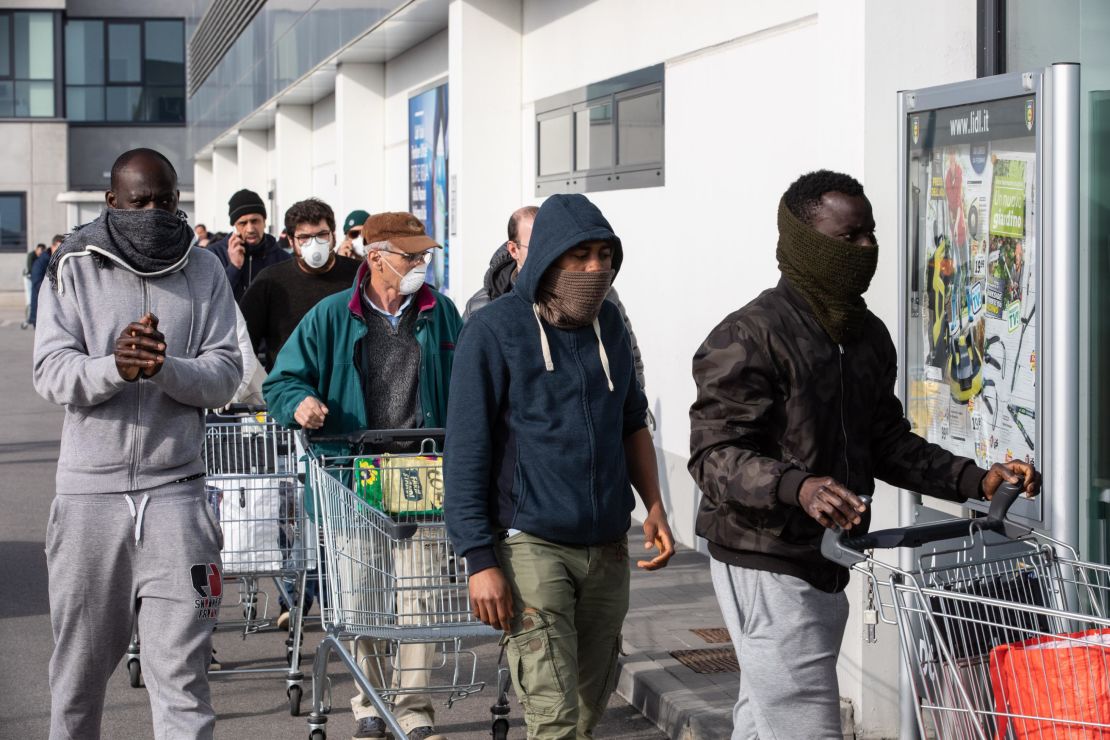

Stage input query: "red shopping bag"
[{"left": 989, "top": 628, "right": 1110, "bottom": 739}]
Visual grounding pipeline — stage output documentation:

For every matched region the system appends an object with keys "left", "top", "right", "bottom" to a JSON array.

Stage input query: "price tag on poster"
[{"left": 904, "top": 94, "right": 1039, "bottom": 494}]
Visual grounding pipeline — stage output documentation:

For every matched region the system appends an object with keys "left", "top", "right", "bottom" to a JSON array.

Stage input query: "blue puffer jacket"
[{"left": 444, "top": 193, "right": 648, "bottom": 573}]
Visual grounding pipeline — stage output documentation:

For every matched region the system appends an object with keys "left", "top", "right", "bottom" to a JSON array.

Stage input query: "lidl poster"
[
  {"left": 409, "top": 83, "right": 449, "bottom": 290},
  {"left": 906, "top": 96, "right": 1037, "bottom": 469}
]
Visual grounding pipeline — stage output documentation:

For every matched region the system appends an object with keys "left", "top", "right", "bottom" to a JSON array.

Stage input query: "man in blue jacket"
[
  {"left": 445, "top": 193, "right": 674, "bottom": 739},
  {"left": 208, "top": 189, "right": 291, "bottom": 301}
]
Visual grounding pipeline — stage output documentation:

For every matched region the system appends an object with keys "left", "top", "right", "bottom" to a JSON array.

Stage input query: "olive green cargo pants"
[{"left": 496, "top": 532, "right": 630, "bottom": 739}]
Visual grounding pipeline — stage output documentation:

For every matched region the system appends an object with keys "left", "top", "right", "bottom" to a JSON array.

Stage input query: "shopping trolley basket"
[
  {"left": 824, "top": 481, "right": 1110, "bottom": 739},
  {"left": 126, "top": 405, "right": 316, "bottom": 716},
  {"left": 301, "top": 428, "right": 510, "bottom": 740}
]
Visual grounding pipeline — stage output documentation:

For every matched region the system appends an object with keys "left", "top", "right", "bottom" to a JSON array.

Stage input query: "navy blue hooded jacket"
[{"left": 444, "top": 194, "right": 648, "bottom": 574}]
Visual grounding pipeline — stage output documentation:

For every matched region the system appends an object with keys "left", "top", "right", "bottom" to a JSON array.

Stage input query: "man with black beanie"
[
  {"left": 209, "top": 188, "right": 291, "bottom": 300},
  {"left": 688, "top": 169, "right": 1040, "bottom": 739}
]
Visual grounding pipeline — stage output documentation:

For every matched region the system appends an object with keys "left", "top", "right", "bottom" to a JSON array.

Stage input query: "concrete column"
[
  {"left": 211, "top": 146, "right": 239, "bottom": 231},
  {"left": 448, "top": 0, "right": 522, "bottom": 295},
  {"left": 193, "top": 157, "right": 214, "bottom": 230},
  {"left": 335, "top": 62, "right": 385, "bottom": 218},
  {"left": 236, "top": 129, "right": 270, "bottom": 209},
  {"left": 274, "top": 104, "right": 313, "bottom": 232}
]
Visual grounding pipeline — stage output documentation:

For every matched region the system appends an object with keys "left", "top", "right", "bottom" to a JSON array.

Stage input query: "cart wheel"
[
  {"left": 127, "top": 659, "right": 143, "bottom": 688},
  {"left": 491, "top": 717, "right": 509, "bottom": 740},
  {"left": 308, "top": 729, "right": 325, "bottom": 740},
  {"left": 288, "top": 685, "right": 303, "bottom": 716}
]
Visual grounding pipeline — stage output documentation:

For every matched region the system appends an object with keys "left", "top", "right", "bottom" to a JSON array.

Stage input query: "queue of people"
[{"left": 31, "top": 148, "right": 1040, "bottom": 740}]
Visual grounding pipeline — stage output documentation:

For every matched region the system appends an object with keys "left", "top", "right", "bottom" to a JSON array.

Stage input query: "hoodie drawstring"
[
  {"left": 593, "top": 319, "right": 614, "bottom": 392},
  {"left": 532, "top": 303, "right": 614, "bottom": 393},
  {"left": 533, "top": 304, "right": 555, "bottom": 372},
  {"left": 125, "top": 493, "right": 151, "bottom": 545}
]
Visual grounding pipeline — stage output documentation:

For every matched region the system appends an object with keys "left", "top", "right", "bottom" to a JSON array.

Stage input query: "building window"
[
  {"left": 0, "top": 193, "right": 27, "bottom": 252},
  {"left": 0, "top": 11, "right": 59, "bottom": 118},
  {"left": 64, "top": 18, "right": 185, "bottom": 124},
  {"left": 535, "top": 64, "right": 664, "bottom": 196}
]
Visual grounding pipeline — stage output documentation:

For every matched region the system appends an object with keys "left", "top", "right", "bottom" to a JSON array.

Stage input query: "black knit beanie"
[{"left": 228, "top": 189, "right": 266, "bottom": 225}]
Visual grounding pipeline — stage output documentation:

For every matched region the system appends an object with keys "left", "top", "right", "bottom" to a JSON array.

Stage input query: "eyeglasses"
[
  {"left": 381, "top": 249, "right": 432, "bottom": 265},
  {"left": 293, "top": 229, "right": 332, "bottom": 246}
]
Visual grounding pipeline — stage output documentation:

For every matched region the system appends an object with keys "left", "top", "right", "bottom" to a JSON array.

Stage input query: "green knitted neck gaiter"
[{"left": 775, "top": 198, "right": 878, "bottom": 343}]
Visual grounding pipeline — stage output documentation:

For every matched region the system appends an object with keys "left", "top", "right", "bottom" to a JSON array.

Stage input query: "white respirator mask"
[
  {"left": 300, "top": 238, "right": 332, "bottom": 269},
  {"left": 381, "top": 253, "right": 428, "bottom": 295},
  {"left": 351, "top": 235, "right": 368, "bottom": 258}
]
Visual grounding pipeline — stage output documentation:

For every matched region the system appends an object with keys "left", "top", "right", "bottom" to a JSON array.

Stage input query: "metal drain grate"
[
  {"left": 690, "top": 627, "right": 731, "bottom": 644},
  {"left": 671, "top": 647, "right": 739, "bottom": 674}
]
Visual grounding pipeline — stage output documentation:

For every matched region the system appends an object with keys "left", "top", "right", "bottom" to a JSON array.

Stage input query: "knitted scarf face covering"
[
  {"left": 535, "top": 267, "right": 615, "bottom": 328},
  {"left": 775, "top": 198, "right": 878, "bottom": 343}
]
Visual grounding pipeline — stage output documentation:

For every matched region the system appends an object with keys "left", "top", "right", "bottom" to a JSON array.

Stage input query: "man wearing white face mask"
[
  {"left": 240, "top": 198, "right": 361, "bottom": 371},
  {"left": 264, "top": 212, "right": 461, "bottom": 740}
]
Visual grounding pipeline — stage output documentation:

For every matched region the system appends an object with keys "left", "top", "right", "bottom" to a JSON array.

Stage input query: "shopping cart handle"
[
  {"left": 821, "top": 480, "right": 1029, "bottom": 567},
  {"left": 305, "top": 427, "right": 445, "bottom": 448},
  {"left": 213, "top": 403, "right": 268, "bottom": 416}
]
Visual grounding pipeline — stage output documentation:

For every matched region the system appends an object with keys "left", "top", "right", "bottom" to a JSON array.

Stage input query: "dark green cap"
[{"left": 342, "top": 209, "right": 371, "bottom": 234}]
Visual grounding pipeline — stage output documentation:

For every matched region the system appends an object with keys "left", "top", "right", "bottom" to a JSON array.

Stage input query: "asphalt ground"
[{"left": 0, "top": 306, "right": 665, "bottom": 740}]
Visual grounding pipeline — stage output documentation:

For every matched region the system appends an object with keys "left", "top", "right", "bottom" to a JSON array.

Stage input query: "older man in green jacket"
[{"left": 264, "top": 212, "right": 461, "bottom": 740}]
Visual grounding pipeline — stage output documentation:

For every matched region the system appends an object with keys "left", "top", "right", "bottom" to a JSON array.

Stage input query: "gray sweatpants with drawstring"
[{"left": 46, "top": 479, "right": 223, "bottom": 740}]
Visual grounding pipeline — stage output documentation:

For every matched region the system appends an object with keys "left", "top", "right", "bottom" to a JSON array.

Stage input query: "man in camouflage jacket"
[{"left": 688, "top": 170, "right": 1039, "bottom": 739}]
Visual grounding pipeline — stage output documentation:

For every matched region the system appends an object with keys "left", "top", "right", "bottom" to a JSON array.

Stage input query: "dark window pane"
[
  {"left": 0, "top": 82, "right": 13, "bottom": 117},
  {"left": 144, "top": 21, "right": 184, "bottom": 85},
  {"left": 66, "top": 86, "right": 105, "bottom": 121},
  {"left": 575, "top": 102, "right": 613, "bottom": 171},
  {"left": 538, "top": 114, "right": 572, "bottom": 176},
  {"left": 140, "top": 85, "right": 185, "bottom": 122},
  {"left": 0, "top": 194, "right": 27, "bottom": 251},
  {"left": 14, "top": 12, "right": 55, "bottom": 81},
  {"left": 618, "top": 90, "right": 663, "bottom": 166},
  {"left": 14, "top": 80, "right": 54, "bottom": 117},
  {"left": 107, "top": 24, "right": 141, "bottom": 83},
  {"left": 0, "top": 17, "right": 10, "bottom": 77},
  {"left": 105, "top": 85, "right": 141, "bottom": 121},
  {"left": 66, "top": 20, "right": 104, "bottom": 85}
]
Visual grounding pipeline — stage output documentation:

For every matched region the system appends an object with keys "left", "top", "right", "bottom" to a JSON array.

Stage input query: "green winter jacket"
[{"left": 263, "top": 263, "right": 462, "bottom": 457}]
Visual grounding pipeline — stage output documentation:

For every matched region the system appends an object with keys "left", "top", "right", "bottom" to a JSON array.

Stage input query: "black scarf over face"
[
  {"left": 49, "top": 207, "right": 194, "bottom": 287},
  {"left": 775, "top": 198, "right": 878, "bottom": 343}
]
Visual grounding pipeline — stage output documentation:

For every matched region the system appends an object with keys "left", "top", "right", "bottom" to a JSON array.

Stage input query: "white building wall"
[
  {"left": 211, "top": 146, "right": 240, "bottom": 232},
  {"left": 312, "top": 93, "right": 339, "bottom": 219},
  {"left": 335, "top": 62, "right": 386, "bottom": 219},
  {"left": 237, "top": 129, "right": 270, "bottom": 213},
  {"left": 383, "top": 31, "right": 449, "bottom": 213}
]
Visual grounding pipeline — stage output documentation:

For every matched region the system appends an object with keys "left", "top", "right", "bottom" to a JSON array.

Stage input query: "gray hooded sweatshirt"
[{"left": 33, "top": 246, "right": 241, "bottom": 494}]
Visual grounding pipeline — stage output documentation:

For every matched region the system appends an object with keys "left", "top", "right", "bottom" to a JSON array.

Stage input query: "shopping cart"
[
  {"left": 300, "top": 428, "right": 511, "bottom": 740},
  {"left": 125, "top": 405, "right": 316, "bottom": 716},
  {"left": 824, "top": 481, "right": 1110, "bottom": 739}
]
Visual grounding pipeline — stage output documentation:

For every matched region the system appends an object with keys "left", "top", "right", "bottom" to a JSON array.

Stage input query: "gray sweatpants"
[
  {"left": 710, "top": 559, "right": 849, "bottom": 740},
  {"left": 46, "top": 479, "right": 223, "bottom": 740}
]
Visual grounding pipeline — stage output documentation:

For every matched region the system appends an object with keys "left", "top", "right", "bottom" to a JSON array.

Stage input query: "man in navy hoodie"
[{"left": 445, "top": 193, "right": 674, "bottom": 739}]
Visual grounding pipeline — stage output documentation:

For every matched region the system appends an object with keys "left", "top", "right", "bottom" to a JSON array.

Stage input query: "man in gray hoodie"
[{"left": 33, "top": 148, "right": 242, "bottom": 740}]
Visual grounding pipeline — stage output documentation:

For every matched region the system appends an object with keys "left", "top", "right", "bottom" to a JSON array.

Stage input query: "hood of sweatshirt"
[
  {"left": 483, "top": 243, "right": 518, "bottom": 301},
  {"left": 514, "top": 193, "right": 623, "bottom": 304}
]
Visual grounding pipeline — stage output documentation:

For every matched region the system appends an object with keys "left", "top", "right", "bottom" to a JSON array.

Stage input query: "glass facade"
[
  {"left": 1005, "top": 0, "right": 1110, "bottom": 561},
  {"left": 0, "top": 11, "right": 58, "bottom": 118},
  {"left": 184, "top": 1, "right": 405, "bottom": 157},
  {"left": 0, "top": 192, "right": 27, "bottom": 252},
  {"left": 65, "top": 18, "right": 185, "bottom": 124}
]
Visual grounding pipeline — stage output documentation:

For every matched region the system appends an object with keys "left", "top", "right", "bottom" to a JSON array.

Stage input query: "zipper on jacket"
[
  {"left": 571, "top": 333, "right": 600, "bottom": 535},
  {"left": 837, "top": 344, "right": 851, "bottom": 486},
  {"left": 129, "top": 278, "right": 149, "bottom": 491}
]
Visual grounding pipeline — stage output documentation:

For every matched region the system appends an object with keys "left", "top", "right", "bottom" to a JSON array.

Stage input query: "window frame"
[
  {"left": 535, "top": 64, "right": 664, "bottom": 196},
  {"left": 0, "top": 10, "right": 64, "bottom": 120},
  {"left": 0, "top": 191, "right": 28, "bottom": 253},
  {"left": 64, "top": 16, "right": 186, "bottom": 126}
]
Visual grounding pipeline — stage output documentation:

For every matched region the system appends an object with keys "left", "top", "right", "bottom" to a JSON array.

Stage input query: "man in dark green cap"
[{"left": 338, "top": 208, "right": 371, "bottom": 258}]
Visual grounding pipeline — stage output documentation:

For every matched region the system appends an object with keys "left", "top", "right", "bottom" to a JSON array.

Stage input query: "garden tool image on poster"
[{"left": 905, "top": 95, "right": 1037, "bottom": 470}]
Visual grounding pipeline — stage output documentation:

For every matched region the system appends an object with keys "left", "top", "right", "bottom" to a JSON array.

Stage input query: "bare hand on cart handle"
[
  {"left": 799, "top": 476, "right": 868, "bottom": 530},
  {"left": 983, "top": 461, "right": 1040, "bottom": 499},
  {"left": 115, "top": 313, "right": 165, "bottom": 381},
  {"left": 469, "top": 567, "right": 513, "bottom": 632},
  {"left": 295, "top": 396, "right": 328, "bottom": 429}
]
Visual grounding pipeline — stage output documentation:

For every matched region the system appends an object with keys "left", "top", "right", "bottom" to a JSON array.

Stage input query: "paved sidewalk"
[{"left": 616, "top": 535, "right": 855, "bottom": 740}]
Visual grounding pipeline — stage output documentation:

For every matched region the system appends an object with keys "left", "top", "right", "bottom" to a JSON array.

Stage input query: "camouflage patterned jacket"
[{"left": 689, "top": 278, "right": 986, "bottom": 592}]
